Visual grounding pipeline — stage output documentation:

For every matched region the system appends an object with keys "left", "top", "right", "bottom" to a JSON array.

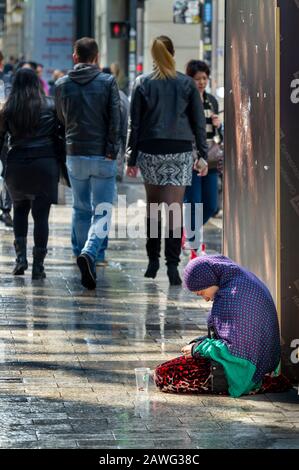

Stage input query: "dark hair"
[
  {"left": 3, "top": 68, "right": 44, "bottom": 137},
  {"left": 186, "top": 60, "right": 211, "bottom": 78},
  {"left": 0, "top": 51, "right": 4, "bottom": 63},
  {"left": 29, "top": 61, "right": 38, "bottom": 71},
  {"left": 74, "top": 37, "right": 99, "bottom": 63},
  {"left": 17, "top": 61, "right": 38, "bottom": 72}
]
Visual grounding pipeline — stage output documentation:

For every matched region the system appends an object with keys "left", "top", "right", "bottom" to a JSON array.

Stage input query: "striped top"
[{"left": 202, "top": 91, "right": 220, "bottom": 143}]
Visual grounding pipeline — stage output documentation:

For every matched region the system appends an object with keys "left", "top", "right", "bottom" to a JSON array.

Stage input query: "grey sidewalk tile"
[
  {"left": 35, "top": 423, "right": 74, "bottom": 434},
  {"left": 231, "top": 438, "right": 274, "bottom": 449},
  {"left": 70, "top": 422, "right": 112, "bottom": 433},
  {"left": 76, "top": 440, "right": 120, "bottom": 449},
  {"left": 112, "top": 430, "right": 189, "bottom": 441},
  {"left": 36, "top": 442, "right": 79, "bottom": 449},
  {"left": 152, "top": 440, "right": 193, "bottom": 449},
  {"left": 191, "top": 439, "right": 234, "bottom": 449},
  {"left": 114, "top": 440, "right": 157, "bottom": 449},
  {"left": 0, "top": 441, "right": 41, "bottom": 449},
  {"left": 36, "top": 432, "right": 114, "bottom": 441},
  {"left": 269, "top": 439, "right": 299, "bottom": 449}
]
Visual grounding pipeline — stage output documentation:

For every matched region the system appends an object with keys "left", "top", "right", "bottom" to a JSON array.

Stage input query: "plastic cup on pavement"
[{"left": 135, "top": 367, "right": 151, "bottom": 393}]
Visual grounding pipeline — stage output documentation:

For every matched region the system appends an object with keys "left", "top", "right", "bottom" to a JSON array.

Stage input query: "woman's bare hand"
[
  {"left": 212, "top": 114, "right": 221, "bottom": 129},
  {"left": 126, "top": 166, "right": 139, "bottom": 178},
  {"left": 181, "top": 344, "right": 193, "bottom": 357}
]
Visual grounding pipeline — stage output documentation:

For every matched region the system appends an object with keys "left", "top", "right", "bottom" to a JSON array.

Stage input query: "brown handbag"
[{"left": 207, "top": 133, "right": 224, "bottom": 171}]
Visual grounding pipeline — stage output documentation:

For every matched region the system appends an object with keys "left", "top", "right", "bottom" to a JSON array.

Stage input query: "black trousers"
[{"left": 13, "top": 198, "right": 51, "bottom": 249}]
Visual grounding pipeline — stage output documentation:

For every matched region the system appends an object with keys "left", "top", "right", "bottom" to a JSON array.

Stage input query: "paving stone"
[
  {"left": 112, "top": 430, "right": 190, "bottom": 441},
  {"left": 114, "top": 440, "right": 158, "bottom": 449},
  {"left": 34, "top": 424, "right": 74, "bottom": 434},
  {"left": 269, "top": 439, "right": 299, "bottom": 449},
  {"left": 76, "top": 440, "right": 119, "bottom": 449}
]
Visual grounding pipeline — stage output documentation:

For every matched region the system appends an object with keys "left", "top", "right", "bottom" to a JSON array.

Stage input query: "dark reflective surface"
[
  {"left": 278, "top": 0, "right": 299, "bottom": 381},
  {"left": 224, "top": 0, "right": 277, "bottom": 298}
]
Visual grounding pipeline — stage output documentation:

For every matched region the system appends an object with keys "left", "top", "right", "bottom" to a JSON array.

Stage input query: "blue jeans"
[
  {"left": 184, "top": 169, "right": 219, "bottom": 247},
  {"left": 67, "top": 156, "right": 116, "bottom": 262}
]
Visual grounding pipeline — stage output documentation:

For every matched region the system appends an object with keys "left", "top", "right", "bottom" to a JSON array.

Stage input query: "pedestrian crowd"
[{"left": 0, "top": 36, "right": 290, "bottom": 397}]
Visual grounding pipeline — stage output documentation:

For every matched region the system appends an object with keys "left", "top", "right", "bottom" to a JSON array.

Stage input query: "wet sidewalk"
[{"left": 0, "top": 182, "right": 298, "bottom": 449}]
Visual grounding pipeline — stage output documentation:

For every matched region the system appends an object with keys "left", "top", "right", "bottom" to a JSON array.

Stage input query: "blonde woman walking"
[{"left": 126, "top": 36, "right": 208, "bottom": 286}]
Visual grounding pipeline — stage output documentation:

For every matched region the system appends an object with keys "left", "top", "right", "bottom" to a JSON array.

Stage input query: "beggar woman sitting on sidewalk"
[{"left": 154, "top": 255, "right": 291, "bottom": 397}]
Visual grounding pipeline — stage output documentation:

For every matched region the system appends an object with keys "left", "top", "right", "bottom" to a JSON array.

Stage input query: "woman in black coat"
[
  {"left": 126, "top": 36, "right": 208, "bottom": 286},
  {"left": 0, "top": 68, "right": 61, "bottom": 280}
]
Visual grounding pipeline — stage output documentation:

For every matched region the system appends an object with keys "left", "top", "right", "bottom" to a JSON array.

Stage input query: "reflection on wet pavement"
[{"left": 0, "top": 183, "right": 298, "bottom": 449}]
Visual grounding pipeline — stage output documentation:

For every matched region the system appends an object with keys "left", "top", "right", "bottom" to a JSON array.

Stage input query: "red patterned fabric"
[
  {"left": 257, "top": 373, "right": 292, "bottom": 394},
  {"left": 154, "top": 356, "right": 212, "bottom": 394},
  {"left": 154, "top": 355, "right": 292, "bottom": 395}
]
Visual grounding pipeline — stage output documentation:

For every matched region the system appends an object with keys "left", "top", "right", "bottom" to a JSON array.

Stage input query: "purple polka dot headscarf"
[{"left": 184, "top": 255, "right": 240, "bottom": 292}]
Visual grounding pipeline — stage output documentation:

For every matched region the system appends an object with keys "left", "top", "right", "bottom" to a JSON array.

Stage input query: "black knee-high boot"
[
  {"left": 165, "top": 229, "right": 182, "bottom": 286},
  {"left": 13, "top": 237, "right": 28, "bottom": 276},
  {"left": 32, "top": 247, "right": 47, "bottom": 280},
  {"left": 144, "top": 218, "right": 161, "bottom": 279}
]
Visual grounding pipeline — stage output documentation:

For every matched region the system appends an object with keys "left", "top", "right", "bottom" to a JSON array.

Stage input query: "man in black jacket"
[{"left": 55, "top": 38, "right": 121, "bottom": 290}]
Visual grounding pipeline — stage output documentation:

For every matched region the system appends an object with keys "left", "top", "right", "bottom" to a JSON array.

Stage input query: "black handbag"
[
  {"left": 191, "top": 328, "right": 229, "bottom": 394},
  {"left": 59, "top": 159, "right": 71, "bottom": 188},
  {"left": 55, "top": 125, "right": 71, "bottom": 188},
  {"left": 210, "top": 360, "right": 228, "bottom": 394}
]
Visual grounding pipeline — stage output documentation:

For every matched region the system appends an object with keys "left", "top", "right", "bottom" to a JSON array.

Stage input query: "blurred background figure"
[
  {"left": 37, "top": 63, "right": 49, "bottom": 96},
  {"left": 0, "top": 51, "right": 14, "bottom": 94},
  {"left": 3, "top": 56, "right": 17, "bottom": 75},
  {"left": 0, "top": 51, "right": 5, "bottom": 75},
  {"left": 102, "top": 66, "right": 129, "bottom": 182},
  {"left": 49, "top": 69, "right": 65, "bottom": 97},
  {"left": 111, "top": 62, "right": 128, "bottom": 95}
]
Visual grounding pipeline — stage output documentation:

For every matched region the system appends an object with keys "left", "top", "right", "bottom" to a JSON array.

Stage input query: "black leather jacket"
[
  {"left": 0, "top": 96, "right": 60, "bottom": 156},
  {"left": 126, "top": 72, "right": 208, "bottom": 166},
  {"left": 55, "top": 64, "right": 121, "bottom": 159}
]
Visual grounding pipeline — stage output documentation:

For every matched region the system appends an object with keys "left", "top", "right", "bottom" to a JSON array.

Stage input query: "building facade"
[
  {"left": 94, "top": 0, "right": 129, "bottom": 72},
  {"left": 143, "top": 0, "right": 202, "bottom": 74},
  {"left": 1, "top": 0, "right": 225, "bottom": 95},
  {"left": 3, "top": 0, "right": 25, "bottom": 59},
  {"left": 0, "top": 0, "right": 6, "bottom": 51},
  {"left": 211, "top": 0, "right": 225, "bottom": 100},
  {"left": 24, "top": 0, "right": 74, "bottom": 81},
  {"left": 93, "top": 0, "right": 224, "bottom": 95}
]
